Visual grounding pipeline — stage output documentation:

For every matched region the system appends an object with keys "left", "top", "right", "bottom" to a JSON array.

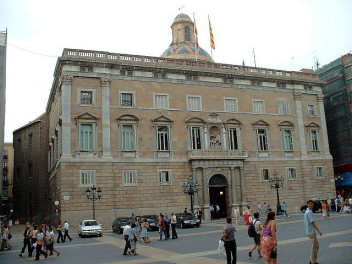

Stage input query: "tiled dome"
[{"left": 162, "top": 43, "right": 213, "bottom": 62}]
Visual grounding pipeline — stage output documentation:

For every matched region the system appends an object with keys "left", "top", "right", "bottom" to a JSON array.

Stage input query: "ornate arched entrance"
[{"left": 209, "top": 174, "right": 229, "bottom": 218}]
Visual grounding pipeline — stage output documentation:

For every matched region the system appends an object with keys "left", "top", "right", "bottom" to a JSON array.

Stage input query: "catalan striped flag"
[
  {"left": 209, "top": 16, "right": 215, "bottom": 50},
  {"left": 193, "top": 13, "right": 199, "bottom": 51}
]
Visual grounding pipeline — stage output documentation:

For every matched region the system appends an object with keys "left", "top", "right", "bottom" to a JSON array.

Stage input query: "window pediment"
[
  {"left": 185, "top": 117, "right": 206, "bottom": 124},
  {"left": 152, "top": 115, "right": 173, "bottom": 124},
  {"left": 75, "top": 112, "right": 99, "bottom": 121},
  {"left": 225, "top": 118, "right": 242, "bottom": 126},
  {"left": 252, "top": 119, "right": 269, "bottom": 127},
  {"left": 305, "top": 122, "right": 319, "bottom": 128},
  {"left": 278, "top": 121, "right": 294, "bottom": 127},
  {"left": 117, "top": 114, "right": 139, "bottom": 123}
]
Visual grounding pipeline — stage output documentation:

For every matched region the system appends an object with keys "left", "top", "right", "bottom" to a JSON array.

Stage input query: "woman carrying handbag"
[{"left": 261, "top": 211, "right": 277, "bottom": 264}]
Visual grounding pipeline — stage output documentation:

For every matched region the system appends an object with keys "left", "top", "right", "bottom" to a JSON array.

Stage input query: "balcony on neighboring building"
[
  {"left": 188, "top": 149, "right": 248, "bottom": 160},
  {"left": 2, "top": 180, "right": 9, "bottom": 186},
  {"left": 2, "top": 166, "right": 8, "bottom": 172}
]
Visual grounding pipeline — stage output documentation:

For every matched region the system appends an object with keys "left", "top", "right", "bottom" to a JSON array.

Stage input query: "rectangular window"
[
  {"left": 80, "top": 91, "right": 93, "bottom": 105},
  {"left": 80, "top": 170, "right": 96, "bottom": 186},
  {"left": 2, "top": 161, "right": 7, "bottom": 169},
  {"left": 307, "top": 104, "right": 316, "bottom": 116},
  {"left": 228, "top": 128, "right": 239, "bottom": 150},
  {"left": 315, "top": 167, "right": 324, "bottom": 178},
  {"left": 28, "top": 163, "right": 33, "bottom": 179},
  {"left": 187, "top": 96, "right": 202, "bottom": 110},
  {"left": 28, "top": 133, "right": 33, "bottom": 147},
  {"left": 121, "top": 92, "right": 134, "bottom": 107},
  {"left": 256, "top": 129, "right": 269, "bottom": 151},
  {"left": 282, "top": 129, "right": 294, "bottom": 151},
  {"left": 157, "top": 126, "right": 170, "bottom": 151},
  {"left": 122, "top": 125, "right": 135, "bottom": 151},
  {"left": 80, "top": 124, "right": 94, "bottom": 151},
  {"left": 123, "top": 170, "right": 137, "bottom": 186},
  {"left": 224, "top": 98, "right": 238, "bottom": 112},
  {"left": 310, "top": 130, "right": 319, "bottom": 151},
  {"left": 253, "top": 100, "right": 265, "bottom": 113},
  {"left": 260, "top": 168, "right": 270, "bottom": 181},
  {"left": 190, "top": 127, "right": 202, "bottom": 150},
  {"left": 154, "top": 93, "right": 169, "bottom": 109},
  {"left": 278, "top": 101, "right": 290, "bottom": 115},
  {"left": 287, "top": 168, "right": 297, "bottom": 179},
  {"left": 159, "top": 170, "right": 172, "bottom": 185}
]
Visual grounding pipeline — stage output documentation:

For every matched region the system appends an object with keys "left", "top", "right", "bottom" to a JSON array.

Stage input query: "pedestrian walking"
[
  {"left": 0, "top": 224, "right": 12, "bottom": 251},
  {"left": 123, "top": 222, "right": 132, "bottom": 255},
  {"left": 19, "top": 223, "right": 32, "bottom": 257},
  {"left": 220, "top": 217, "right": 237, "bottom": 264},
  {"left": 281, "top": 202, "right": 289, "bottom": 217},
  {"left": 260, "top": 211, "right": 277, "bottom": 264},
  {"left": 34, "top": 227, "right": 48, "bottom": 260},
  {"left": 304, "top": 200, "right": 323, "bottom": 264},
  {"left": 165, "top": 213, "right": 171, "bottom": 239},
  {"left": 129, "top": 223, "right": 138, "bottom": 255},
  {"left": 170, "top": 213, "right": 178, "bottom": 239},
  {"left": 196, "top": 208, "right": 202, "bottom": 224},
  {"left": 56, "top": 221, "right": 64, "bottom": 243},
  {"left": 158, "top": 214, "right": 168, "bottom": 240},
  {"left": 45, "top": 226, "right": 61, "bottom": 257},
  {"left": 140, "top": 218, "right": 150, "bottom": 244},
  {"left": 249, "top": 212, "right": 262, "bottom": 259},
  {"left": 322, "top": 201, "right": 328, "bottom": 220},
  {"left": 63, "top": 220, "right": 72, "bottom": 242}
]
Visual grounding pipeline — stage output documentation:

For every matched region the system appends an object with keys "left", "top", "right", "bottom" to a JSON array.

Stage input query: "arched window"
[{"left": 185, "top": 26, "right": 191, "bottom": 41}]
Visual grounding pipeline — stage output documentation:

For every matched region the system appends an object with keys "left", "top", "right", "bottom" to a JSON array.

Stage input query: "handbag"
[{"left": 270, "top": 246, "right": 277, "bottom": 259}]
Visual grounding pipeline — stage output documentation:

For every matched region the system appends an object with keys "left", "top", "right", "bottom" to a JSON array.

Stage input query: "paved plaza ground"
[{"left": 1, "top": 212, "right": 351, "bottom": 264}]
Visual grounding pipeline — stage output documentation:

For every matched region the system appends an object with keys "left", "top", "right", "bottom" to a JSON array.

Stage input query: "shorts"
[
  {"left": 254, "top": 233, "right": 260, "bottom": 245},
  {"left": 46, "top": 243, "right": 54, "bottom": 250}
]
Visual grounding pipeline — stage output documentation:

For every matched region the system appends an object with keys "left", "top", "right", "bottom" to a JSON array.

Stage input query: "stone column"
[
  {"left": 202, "top": 167, "right": 210, "bottom": 220},
  {"left": 222, "top": 127, "right": 227, "bottom": 149},
  {"left": 230, "top": 167, "right": 239, "bottom": 217},
  {"left": 239, "top": 167, "right": 247, "bottom": 206},
  {"left": 192, "top": 168, "right": 200, "bottom": 209},
  {"left": 294, "top": 93, "right": 307, "bottom": 155},
  {"left": 317, "top": 95, "right": 330, "bottom": 155},
  {"left": 61, "top": 75, "right": 73, "bottom": 158},
  {"left": 101, "top": 78, "right": 112, "bottom": 158},
  {"left": 204, "top": 127, "right": 209, "bottom": 149}
]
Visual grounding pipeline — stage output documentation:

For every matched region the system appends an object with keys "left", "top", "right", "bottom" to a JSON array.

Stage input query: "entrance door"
[
  {"left": 209, "top": 186, "right": 227, "bottom": 218},
  {"left": 209, "top": 174, "right": 229, "bottom": 218}
]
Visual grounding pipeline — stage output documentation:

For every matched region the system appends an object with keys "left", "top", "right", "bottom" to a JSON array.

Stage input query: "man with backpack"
[{"left": 248, "top": 212, "right": 262, "bottom": 259}]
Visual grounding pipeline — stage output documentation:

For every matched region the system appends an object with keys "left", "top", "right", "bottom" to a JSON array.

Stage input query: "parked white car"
[{"left": 78, "top": 220, "right": 103, "bottom": 237}]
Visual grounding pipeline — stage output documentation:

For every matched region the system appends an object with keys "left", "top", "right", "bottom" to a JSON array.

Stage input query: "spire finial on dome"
[{"left": 178, "top": 5, "right": 185, "bottom": 14}]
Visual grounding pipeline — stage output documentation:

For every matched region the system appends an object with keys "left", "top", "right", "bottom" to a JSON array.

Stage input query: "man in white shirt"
[
  {"left": 63, "top": 221, "right": 72, "bottom": 242},
  {"left": 249, "top": 212, "right": 262, "bottom": 259},
  {"left": 123, "top": 222, "right": 132, "bottom": 255},
  {"left": 170, "top": 213, "right": 178, "bottom": 239}
]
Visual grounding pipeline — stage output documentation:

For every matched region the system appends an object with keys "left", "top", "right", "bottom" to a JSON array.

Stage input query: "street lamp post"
[
  {"left": 268, "top": 172, "right": 284, "bottom": 215},
  {"left": 85, "top": 186, "right": 102, "bottom": 220},
  {"left": 182, "top": 176, "right": 200, "bottom": 214}
]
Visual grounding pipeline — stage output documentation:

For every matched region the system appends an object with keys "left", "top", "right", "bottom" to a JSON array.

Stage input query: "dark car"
[
  {"left": 141, "top": 215, "right": 159, "bottom": 231},
  {"left": 175, "top": 213, "right": 201, "bottom": 228},
  {"left": 112, "top": 217, "right": 130, "bottom": 234},
  {"left": 300, "top": 200, "right": 323, "bottom": 213}
]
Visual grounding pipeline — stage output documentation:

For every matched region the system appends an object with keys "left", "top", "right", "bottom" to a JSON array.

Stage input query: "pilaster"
[
  {"left": 101, "top": 78, "right": 112, "bottom": 158},
  {"left": 317, "top": 95, "right": 331, "bottom": 156},
  {"left": 61, "top": 75, "right": 72, "bottom": 158},
  {"left": 294, "top": 93, "right": 307, "bottom": 155}
]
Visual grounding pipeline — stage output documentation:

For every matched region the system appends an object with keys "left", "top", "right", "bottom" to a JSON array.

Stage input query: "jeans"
[
  {"left": 308, "top": 234, "right": 319, "bottom": 264},
  {"left": 123, "top": 235, "right": 131, "bottom": 254},
  {"left": 21, "top": 238, "right": 31, "bottom": 254},
  {"left": 159, "top": 229, "right": 168, "bottom": 240},
  {"left": 57, "top": 230, "right": 64, "bottom": 243},
  {"left": 171, "top": 224, "right": 178, "bottom": 238},
  {"left": 224, "top": 240, "right": 237, "bottom": 264},
  {"left": 63, "top": 230, "right": 72, "bottom": 241}
]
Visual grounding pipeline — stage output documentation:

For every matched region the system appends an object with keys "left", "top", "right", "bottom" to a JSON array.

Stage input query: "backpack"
[{"left": 248, "top": 220, "right": 258, "bottom": 237}]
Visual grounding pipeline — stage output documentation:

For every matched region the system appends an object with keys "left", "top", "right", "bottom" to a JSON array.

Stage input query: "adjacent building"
[
  {"left": 12, "top": 114, "right": 49, "bottom": 223},
  {"left": 44, "top": 13, "right": 335, "bottom": 226},
  {"left": 2, "top": 143, "right": 13, "bottom": 216},
  {"left": 316, "top": 53, "right": 352, "bottom": 197}
]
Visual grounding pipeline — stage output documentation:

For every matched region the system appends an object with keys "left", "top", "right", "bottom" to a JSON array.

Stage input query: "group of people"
[
  {"left": 17, "top": 221, "right": 62, "bottom": 260},
  {"left": 0, "top": 224, "right": 12, "bottom": 251},
  {"left": 123, "top": 213, "right": 179, "bottom": 256},
  {"left": 221, "top": 199, "right": 324, "bottom": 264},
  {"left": 209, "top": 204, "right": 221, "bottom": 220}
]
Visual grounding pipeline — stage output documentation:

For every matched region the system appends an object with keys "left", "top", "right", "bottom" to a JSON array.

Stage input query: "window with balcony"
[
  {"left": 122, "top": 125, "right": 136, "bottom": 151},
  {"left": 310, "top": 130, "right": 319, "bottom": 151},
  {"left": 79, "top": 124, "right": 94, "bottom": 151},
  {"left": 156, "top": 126, "right": 170, "bottom": 151},
  {"left": 282, "top": 129, "right": 294, "bottom": 151},
  {"left": 190, "top": 127, "right": 202, "bottom": 150},
  {"left": 228, "top": 128, "right": 240, "bottom": 150},
  {"left": 256, "top": 129, "right": 269, "bottom": 151}
]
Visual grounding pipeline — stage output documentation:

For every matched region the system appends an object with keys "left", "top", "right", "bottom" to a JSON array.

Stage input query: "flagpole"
[
  {"left": 209, "top": 15, "right": 212, "bottom": 57},
  {"left": 193, "top": 12, "right": 198, "bottom": 61}
]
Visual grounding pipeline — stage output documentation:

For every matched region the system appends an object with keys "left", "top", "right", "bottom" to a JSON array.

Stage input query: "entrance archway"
[{"left": 209, "top": 174, "right": 229, "bottom": 218}]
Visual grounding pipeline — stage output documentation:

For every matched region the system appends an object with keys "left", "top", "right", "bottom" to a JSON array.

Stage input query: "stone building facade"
[
  {"left": 2, "top": 143, "right": 14, "bottom": 216},
  {"left": 46, "top": 14, "right": 335, "bottom": 226},
  {"left": 12, "top": 114, "right": 49, "bottom": 223}
]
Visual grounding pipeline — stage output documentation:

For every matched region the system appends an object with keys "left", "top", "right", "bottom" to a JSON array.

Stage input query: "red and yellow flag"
[
  {"left": 209, "top": 17, "right": 215, "bottom": 50},
  {"left": 193, "top": 14, "right": 199, "bottom": 50}
]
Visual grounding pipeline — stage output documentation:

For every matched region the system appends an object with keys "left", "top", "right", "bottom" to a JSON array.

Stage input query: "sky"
[{"left": 1, "top": 0, "right": 351, "bottom": 142}]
